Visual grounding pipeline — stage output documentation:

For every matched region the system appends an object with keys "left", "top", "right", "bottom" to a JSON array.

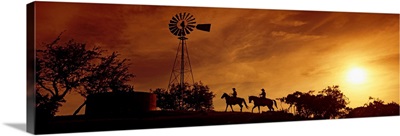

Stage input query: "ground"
[{"left": 35, "top": 111, "right": 304, "bottom": 134}]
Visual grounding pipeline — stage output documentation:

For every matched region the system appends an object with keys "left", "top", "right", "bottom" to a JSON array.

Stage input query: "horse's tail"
[
  {"left": 243, "top": 99, "right": 248, "bottom": 109},
  {"left": 273, "top": 100, "right": 278, "bottom": 109}
]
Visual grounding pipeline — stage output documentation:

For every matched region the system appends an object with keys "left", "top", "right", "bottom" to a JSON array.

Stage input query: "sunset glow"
[{"left": 347, "top": 68, "right": 366, "bottom": 84}]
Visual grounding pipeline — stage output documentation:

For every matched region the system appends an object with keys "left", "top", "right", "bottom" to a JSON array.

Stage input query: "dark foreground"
[{"left": 35, "top": 111, "right": 306, "bottom": 134}]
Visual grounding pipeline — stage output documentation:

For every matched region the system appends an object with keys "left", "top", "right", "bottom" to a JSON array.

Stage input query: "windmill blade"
[
  {"left": 196, "top": 24, "right": 211, "bottom": 32},
  {"left": 187, "top": 21, "right": 196, "bottom": 25},
  {"left": 169, "top": 27, "right": 178, "bottom": 33},
  {"left": 187, "top": 15, "right": 194, "bottom": 20},
  {"left": 172, "top": 28, "right": 179, "bottom": 35},
  {"left": 184, "top": 13, "right": 191, "bottom": 19},
  {"left": 169, "top": 26, "right": 178, "bottom": 31},
  {"left": 181, "top": 29, "right": 187, "bottom": 36},
  {"left": 183, "top": 12, "right": 187, "bottom": 20},
  {"left": 169, "top": 23, "right": 176, "bottom": 27},
  {"left": 173, "top": 28, "right": 180, "bottom": 36},
  {"left": 177, "top": 29, "right": 183, "bottom": 36},
  {"left": 187, "top": 24, "right": 195, "bottom": 31},
  {"left": 179, "top": 13, "right": 183, "bottom": 20},
  {"left": 175, "top": 14, "right": 180, "bottom": 21},
  {"left": 170, "top": 20, "right": 178, "bottom": 24},
  {"left": 169, "top": 26, "right": 176, "bottom": 30},
  {"left": 172, "top": 16, "right": 178, "bottom": 22},
  {"left": 187, "top": 17, "right": 196, "bottom": 22},
  {"left": 184, "top": 28, "right": 191, "bottom": 35},
  {"left": 187, "top": 26, "right": 194, "bottom": 31}
]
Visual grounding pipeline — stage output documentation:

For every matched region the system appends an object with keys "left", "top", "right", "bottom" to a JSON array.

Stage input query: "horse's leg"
[
  {"left": 239, "top": 104, "right": 243, "bottom": 112},
  {"left": 258, "top": 106, "right": 260, "bottom": 113},
  {"left": 252, "top": 106, "right": 256, "bottom": 113},
  {"left": 225, "top": 104, "right": 228, "bottom": 112},
  {"left": 230, "top": 105, "right": 234, "bottom": 112},
  {"left": 269, "top": 105, "right": 273, "bottom": 111}
]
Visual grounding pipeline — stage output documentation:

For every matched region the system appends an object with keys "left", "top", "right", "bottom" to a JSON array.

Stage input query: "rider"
[
  {"left": 232, "top": 88, "right": 237, "bottom": 98},
  {"left": 260, "top": 88, "right": 266, "bottom": 99}
]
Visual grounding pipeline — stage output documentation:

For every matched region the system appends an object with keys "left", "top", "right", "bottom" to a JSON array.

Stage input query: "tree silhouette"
[
  {"left": 35, "top": 87, "right": 61, "bottom": 118},
  {"left": 280, "top": 85, "right": 349, "bottom": 119},
  {"left": 151, "top": 82, "right": 215, "bottom": 111},
  {"left": 36, "top": 33, "right": 135, "bottom": 117},
  {"left": 73, "top": 52, "right": 135, "bottom": 115},
  {"left": 36, "top": 33, "right": 101, "bottom": 117},
  {"left": 346, "top": 97, "right": 400, "bottom": 118}
]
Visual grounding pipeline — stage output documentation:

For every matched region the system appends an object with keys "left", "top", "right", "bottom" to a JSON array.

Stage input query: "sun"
[{"left": 347, "top": 68, "right": 367, "bottom": 84}]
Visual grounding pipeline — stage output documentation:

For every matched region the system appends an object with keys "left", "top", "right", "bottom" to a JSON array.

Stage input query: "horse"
[
  {"left": 221, "top": 93, "right": 248, "bottom": 112},
  {"left": 248, "top": 96, "right": 278, "bottom": 113}
]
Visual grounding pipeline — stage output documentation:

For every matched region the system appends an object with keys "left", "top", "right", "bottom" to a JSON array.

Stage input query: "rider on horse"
[
  {"left": 260, "top": 88, "right": 266, "bottom": 99},
  {"left": 232, "top": 88, "right": 237, "bottom": 98}
]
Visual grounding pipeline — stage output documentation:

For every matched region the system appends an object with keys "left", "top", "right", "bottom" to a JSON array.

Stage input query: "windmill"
[{"left": 167, "top": 12, "right": 211, "bottom": 108}]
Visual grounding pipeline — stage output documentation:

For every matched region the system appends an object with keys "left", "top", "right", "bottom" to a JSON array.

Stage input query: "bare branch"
[{"left": 37, "top": 81, "right": 56, "bottom": 96}]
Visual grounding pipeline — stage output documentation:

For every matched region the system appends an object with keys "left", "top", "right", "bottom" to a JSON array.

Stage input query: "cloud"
[
  {"left": 269, "top": 12, "right": 308, "bottom": 27},
  {"left": 271, "top": 31, "right": 324, "bottom": 41},
  {"left": 367, "top": 54, "right": 399, "bottom": 70},
  {"left": 301, "top": 67, "right": 331, "bottom": 77}
]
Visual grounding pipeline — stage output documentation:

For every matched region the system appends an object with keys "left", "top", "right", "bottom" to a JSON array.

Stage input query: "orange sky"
[{"left": 34, "top": 2, "right": 399, "bottom": 115}]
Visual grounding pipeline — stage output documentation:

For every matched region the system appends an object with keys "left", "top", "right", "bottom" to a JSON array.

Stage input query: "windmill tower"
[{"left": 167, "top": 12, "right": 211, "bottom": 108}]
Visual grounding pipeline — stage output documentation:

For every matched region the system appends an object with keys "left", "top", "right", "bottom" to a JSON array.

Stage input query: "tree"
[
  {"left": 36, "top": 33, "right": 101, "bottom": 117},
  {"left": 151, "top": 82, "right": 215, "bottom": 111},
  {"left": 36, "top": 33, "right": 135, "bottom": 117},
  {"left": 280, "top": 85, "right": 349, "bottom": 119},
  {"left": 35, "top": 87, "right": 61, "bottom": 118},
  {"left": 346, "top": 97, "right": 400, "bottom": 118},
  {"left": 73, "top": 52, "right": 135, "bottom": 115}
]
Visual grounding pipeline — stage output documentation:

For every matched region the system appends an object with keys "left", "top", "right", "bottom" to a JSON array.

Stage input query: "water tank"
[{"left": 85, "top": 91, "right": 156, "bottom": 116}]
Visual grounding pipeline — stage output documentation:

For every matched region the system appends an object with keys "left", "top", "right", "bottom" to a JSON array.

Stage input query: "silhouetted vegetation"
[
  {"left": 151, "top": 82, "right": 215, "bottom": 111},
  {"left": 35, "top": 88, "right": 62, "bottom": 119},
  {"left": 73, "top": 52, "right": 135, "bottom": 115},
  {"left": 279, "top": 85, "right": 350, "bottom": 119},
  {"left": 36, "top": 33, "right": 135, "bottom": 117},
  {"left": 346, "top": 97, "right": 399, "bottom": 118}
]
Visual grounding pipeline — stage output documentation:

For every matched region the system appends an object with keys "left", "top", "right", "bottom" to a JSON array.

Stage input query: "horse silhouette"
[
  {"left": 248, "top": 96, "right": 278, "bottom": 113},
  {"left": 221, "top": 93, "right": 248, "bottom": 112}
]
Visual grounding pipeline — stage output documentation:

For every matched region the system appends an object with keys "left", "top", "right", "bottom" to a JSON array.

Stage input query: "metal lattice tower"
[{"left": 167, "top": 36, "right": 195, "bottom": 90}]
